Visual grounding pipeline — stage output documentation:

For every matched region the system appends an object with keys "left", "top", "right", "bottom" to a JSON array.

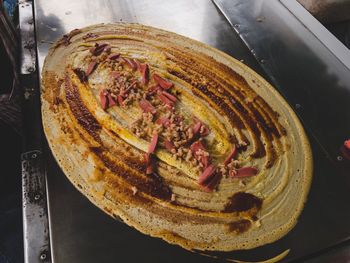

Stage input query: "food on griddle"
[{"left": 41, "top": 23, "right": 313, "bottom": 251}]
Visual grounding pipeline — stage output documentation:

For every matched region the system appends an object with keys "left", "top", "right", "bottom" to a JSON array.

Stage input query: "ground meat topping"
[{"left": 83, "top": 44, "right": 225, "bottom": 190}]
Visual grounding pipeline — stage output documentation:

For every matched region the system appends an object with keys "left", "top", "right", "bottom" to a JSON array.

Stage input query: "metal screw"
[
  {"left": 234, "top": 24, "right": 240, "bottom": 28},
  {"left": 34, "top": 194, "right": 41, "bottom": 201},
  {"left": 337, "top": 155, "right": 343, "bottom": 161},
  {"left": 27, "top": 67, "right": 34, "bottom": 73},
  {"left": 295, "top": 103, "right": 302, "bottom": 109},
  {"left": 260, "top": 59, "right": 266, "bottom": 64},
  {"left": 256, "top": 16, "right": 265, "bottom": 22},
  {"left": 31, "top": 153, "right": 37, "bottom": 159},
  {"left": 24, "top": 91, "right": 31, "bottom": 100},
  {"left": 40, "top": 253, "right": 47, "bottom": 260}
]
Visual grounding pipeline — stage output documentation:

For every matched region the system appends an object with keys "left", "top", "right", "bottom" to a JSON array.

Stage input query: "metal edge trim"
[
  {"left": 19, "top": 0, "right": 36, "bottom": 74},
  {"left": 22, "top": 150, "right": 52, "bottom": 263},
  {"left": 280, "top": 0, "right": 350, "bottom": 70},
  {"left": 45, "top": 160, "right": 56, "bottom": 263}
]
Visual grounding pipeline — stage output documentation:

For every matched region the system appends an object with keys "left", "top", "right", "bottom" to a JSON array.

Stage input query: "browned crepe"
[{"left": 41, "top": 23, "right": 313, "bottom": 251}]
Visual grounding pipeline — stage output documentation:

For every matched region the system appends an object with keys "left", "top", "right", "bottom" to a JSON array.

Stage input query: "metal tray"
[{"left": 20, "top": 0, "right": 350, "bottom": 262}]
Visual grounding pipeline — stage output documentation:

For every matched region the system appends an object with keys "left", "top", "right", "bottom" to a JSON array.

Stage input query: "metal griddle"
[{"left": 20, "top": 0, "right": 350, "bottom": 262}]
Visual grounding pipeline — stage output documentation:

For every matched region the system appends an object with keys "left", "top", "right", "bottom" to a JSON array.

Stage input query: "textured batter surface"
[{"left": 41, "top": 23, "right": 313, "bottom": 251}]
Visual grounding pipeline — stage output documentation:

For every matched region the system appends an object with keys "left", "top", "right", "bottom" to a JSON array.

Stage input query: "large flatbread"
[{"left": 41, "top": 23, "right": 313, "bottom": 251}]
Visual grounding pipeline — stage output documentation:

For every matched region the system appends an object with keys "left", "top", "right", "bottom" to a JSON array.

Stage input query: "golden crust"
[{"left": 41, "top": 23, "right": 313, "bottom": 251}]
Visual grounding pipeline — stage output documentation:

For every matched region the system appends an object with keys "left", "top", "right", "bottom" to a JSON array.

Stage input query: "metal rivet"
[
  {"left": 24, "top": 91, "right": 31, "bottom": 100},
  {"left": 240, "top": 59, "right": 244, "bottom": 62},
  {"left": 260, "top": 59, "right": 265, "bottom": 64},
  {"left": 27, "top": 67, "right": 34, "bottom": 73},
  {"left": 337, "top": 155, "right": 343, "bottom": 161},
  {"left": 34, "top": 194, "right": 41, "bottom": 201},
  {"left": 31, "top": 153, "right": 37, "bottom": 159},
  {"left": 40, "top": 253, "right": 46, "bottom": 260},
  {"left": 234, "top": 24, "right": 240, "bottom": 28},
  {"left": 295, "top": 104, "right": 301, "bottom": 109},
  {"left": 256, "top": 16, "right": 265, "bottom": 22}
]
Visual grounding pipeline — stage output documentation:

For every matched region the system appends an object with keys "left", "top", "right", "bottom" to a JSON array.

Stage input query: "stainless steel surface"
[
  {"left": 22, "top": 151, "right": 51, "bottom": 263},
  {"left": 19, "top": 0, "right": 36, "bottom": 74},
  {"left": 32, "top": 0, "right": 350, "bottom": 262},
  {"left": 35, "top": 0, "right": 261, "bottom": 74}
]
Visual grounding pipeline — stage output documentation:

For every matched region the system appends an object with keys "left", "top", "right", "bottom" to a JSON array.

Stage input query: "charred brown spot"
[
  {"left": 89, "top": 146, "right": 103, "bottom": 154},
  {"left": 147, "top": 172, "right": 172, "bottom": 200},
  {"left": 104, "top": 206, "right": 112, "bottom": 213},
  {"left": 82, "top": 32, "right": 99, "bottom": 40},
  {"left": 224, "top": 192, "right": 262, "bottom": 213},
  {"left": 191, "top": 89, "right": 245, "bottom": 130},
  {"left": 228, "top": 219, "right": 251, "bottom": 233},
  {"left": 58, "top": 28, "right": 81, "bottom": 46},
  {"left": 256, "top": 98, "right": 286, "bottom": 138},
  {"left": 228, "top": 134, "right": 239, "bottom": 145},
  {"left": 65, "top": 76, "right": 101, "bottom": 141},
  {"left": 73, "top": 68, "right": 88, "bottom": 83},
  {"left": 54, "top": 97, "right": 63, "bottom": 105}
]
